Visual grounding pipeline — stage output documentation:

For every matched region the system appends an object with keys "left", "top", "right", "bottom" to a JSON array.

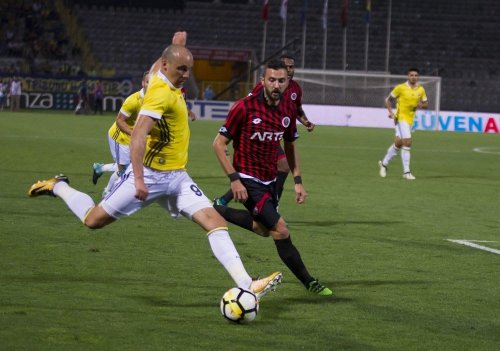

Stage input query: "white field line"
[
  {"left": 473, "top": 147, "right": 500, "bottom": 155},
  {"left": 447, "top": 239, "right": 500, "bottom": 255}
]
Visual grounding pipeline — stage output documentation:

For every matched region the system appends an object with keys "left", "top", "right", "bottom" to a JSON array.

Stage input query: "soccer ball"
[{"left": 220, "top": 287, "right": 259, "bottom": 323}]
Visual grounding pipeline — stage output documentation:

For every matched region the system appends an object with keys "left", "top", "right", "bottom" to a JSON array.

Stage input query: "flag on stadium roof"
[
  {"left": 262, "top": 0, "right": 269, "bottom": 22},
  {"left": 365, "top": 0, "right": 372, "bottom": 24},
  {"left": 280, "top": 0, "right": 288, "bottom": 21},
  {"left": 322, "top": 0, "right": 328, "bottom": 30},
  {"left": 341, "top": 0, "right": 348, "bottom": 28},
  {"left": 301, "top": 0, "right": 308, "bottom": 26}
]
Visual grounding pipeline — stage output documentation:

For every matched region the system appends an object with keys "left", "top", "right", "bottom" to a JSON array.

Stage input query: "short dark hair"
[
  {"left": 408, "top": 67, "right": 420, "bottom": 74},
  {"left": 266, "top": 60, "right": 286, "bottom": 71},
  {"left": 280, "top": 53, "right": 295, "bottom": 61},
  {"left": 142, "top": 70, "right": 150, "bottom": 79}
]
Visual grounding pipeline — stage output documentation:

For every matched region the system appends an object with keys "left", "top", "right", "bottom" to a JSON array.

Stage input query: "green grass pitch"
[{"left": 0, "top": 110, "right": 499, "bottom": 350}]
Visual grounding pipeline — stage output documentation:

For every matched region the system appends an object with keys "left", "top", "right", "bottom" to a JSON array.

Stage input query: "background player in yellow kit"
[
  {"left": 92, "top": 71, "right": 150, "bottom": 196},
  {"left": 379, "top": 67, "right": 428, "bottom": 180}
]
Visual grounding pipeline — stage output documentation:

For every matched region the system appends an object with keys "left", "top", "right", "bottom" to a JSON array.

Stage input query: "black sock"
[
  {"left": 221, "top": 189, "right": 234, "bottom": 204},
  {"left": 213, "top": 205, "right": 253, "bottom": 231},
  {"left": 274, "top": 236, "right": 313, "bottom": 287},
  {"left": 275, "top": 171, "right": 289, "bottom": 200}
]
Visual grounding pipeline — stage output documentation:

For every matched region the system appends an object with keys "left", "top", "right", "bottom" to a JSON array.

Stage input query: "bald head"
[
  {"left": 161, "top": 45, "right": 193, "bottom": 88},
  {"left": 162, "top": 45, "right": 192, "bottom": 62}
]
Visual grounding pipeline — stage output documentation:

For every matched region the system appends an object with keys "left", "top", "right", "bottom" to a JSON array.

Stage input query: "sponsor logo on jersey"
[
  {"left": 219, "top": 126, "right": 228, "bottom": 133},
  {"left": 291, "top": 92, "right": 297, "bottom": 101},
  {"left": 252, "top": 118, "right": 262, "bottom": 125},
  {"left": 250, "top": 131, "right": 284, "bottom": 141}
]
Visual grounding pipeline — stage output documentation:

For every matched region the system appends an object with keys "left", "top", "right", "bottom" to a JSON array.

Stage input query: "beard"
[{"left": 264, "top": 87, "right": 282, "bottom": 102}]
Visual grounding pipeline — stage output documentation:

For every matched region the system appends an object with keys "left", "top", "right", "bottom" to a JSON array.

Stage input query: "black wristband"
[
  {"left": 294, "top": 176, "right": 302, "bottom": 184},
  {"left": 228, "top": 172, "right": 240, "bottom": 182}
]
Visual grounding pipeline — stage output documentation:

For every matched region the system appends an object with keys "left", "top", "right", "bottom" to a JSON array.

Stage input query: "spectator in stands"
[
  {"left": 378, "top": 67, "right": 428, "bottom": 180},
  {"left": 9, "top": 76, "right": 22, "bottom": 111},
  {"left": 0, "top": 80, "right": 7, "bottom": 111},
  {"left": 75, "top": 79, "right": 90, "bottom": 115},
  {"left": 203, "top": 85, "right": 214, "bottom": 100},
  {"left": 93, "top": 80, "right": 104, "bottom": 114}
]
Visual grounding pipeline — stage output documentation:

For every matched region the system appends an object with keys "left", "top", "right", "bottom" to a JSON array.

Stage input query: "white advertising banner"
[{"left": 188, "top": 100, "right": 500, "bottom": 134}]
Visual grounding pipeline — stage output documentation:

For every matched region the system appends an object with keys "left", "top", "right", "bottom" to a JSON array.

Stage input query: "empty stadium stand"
[{"left": 1, "top": 0, "right": 498, "bottom": 112}]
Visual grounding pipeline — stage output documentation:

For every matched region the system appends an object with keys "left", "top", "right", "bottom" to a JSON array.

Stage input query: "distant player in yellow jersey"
[
  {"left": 92, "top": 71, "right": 150, "bottom": 197},
  {"left": 28, "top": 44, "right": 282, "bottom": 300},
  {"left": 379, "top": 67, "right": 428, "bottom": 180}
]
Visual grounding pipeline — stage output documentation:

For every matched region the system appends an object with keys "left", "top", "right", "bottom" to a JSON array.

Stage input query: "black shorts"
[{"left": 240, "top": 178, "right": 280, "bottom": 230}]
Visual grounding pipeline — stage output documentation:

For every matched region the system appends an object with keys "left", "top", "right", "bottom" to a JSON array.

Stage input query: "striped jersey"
[
  {"left": 138, "top": 71, "right": 189, "bottom": 171},
  {"left": 219, "top": 89, "right": 298, "bottom": 182},
  {"left": 108, "top": 89, "right": 144, "bottom": 145}
]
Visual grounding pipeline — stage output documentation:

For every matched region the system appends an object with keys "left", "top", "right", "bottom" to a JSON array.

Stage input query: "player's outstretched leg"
[
  {"left": 250, "top": 272, "right": 283, "bottom": 300},
  {"left": 28, "top": 174, "right": 69, "bottom": 197}
]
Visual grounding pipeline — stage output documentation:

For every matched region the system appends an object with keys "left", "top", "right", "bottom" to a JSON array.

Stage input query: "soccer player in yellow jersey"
[
  {"left": 379, "top": 67, "right": 428, "bottom": 180},
  {"left": 92, "top": 71, "right": 150, "bottom": 196},
  {"left": 28, "top": 45, "right": 282, "bottom": 300}
]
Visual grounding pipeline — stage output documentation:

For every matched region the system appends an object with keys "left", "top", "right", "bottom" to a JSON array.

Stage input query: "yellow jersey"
[
  {"left": 138, "top": 71, "right": 189, "bottom": 171},
  {"left": 108, "top": 89, "right": 144, "bottom": 145},
  {"left": 390, "top": 82, "right": 427, "bottom": 125}
]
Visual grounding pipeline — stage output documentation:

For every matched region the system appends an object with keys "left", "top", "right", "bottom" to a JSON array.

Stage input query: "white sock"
[
  {"left": 102, "top": 163, "right": 117, "bottom": 172},
  {"left": 53, "top": 182, "right": 95, "bottom": 222},
  {"left": 382, "top": 144, "right": 400, "bottom": 166},
  {"left": 207, "top": 229, "right": 252, "bottom": 289},
  {"left": 401, "top": 146, "right": 411, "bottom": 173},
  {"left": 104, "top": 171, "right": 120, "bottom": 194}
]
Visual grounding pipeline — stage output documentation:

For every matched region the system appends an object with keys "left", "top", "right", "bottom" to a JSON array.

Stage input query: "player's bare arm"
[
  {"left": 418, "top": 100, "right": 429, "bottom": 109},
  {"left": 385, "top": 95, "right": 396, "bottom": 119},
  {"left": 115, "top": 112, "right": 133, "bottom": 135},
  {"left": 213, "top": 134, "right": 248, "bottom": 202},
  {"left": 284, "top": 141, "right": 307, "bottom": 204},
  {"left": 297, "top": 109, "right": 315, "bottom": 132},
  {"left": 188, "top": 109, "right": 197, "bottom": 121},
  {"left": 149, "top": 31, "right": 188, "bottom": 73},
  {"left": 130, "top": 114, "right": 155, "bottom": 201}
]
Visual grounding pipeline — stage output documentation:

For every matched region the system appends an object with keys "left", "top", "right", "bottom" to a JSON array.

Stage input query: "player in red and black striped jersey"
[
  {"left": 215, "top": 54, "right": 315, "bottom": 205},
  {"left": 218, "top": 79, "right": 299, "bottom": 182},
  {"left": 213, "top": 60, "right": 333, "bottom": 296}
]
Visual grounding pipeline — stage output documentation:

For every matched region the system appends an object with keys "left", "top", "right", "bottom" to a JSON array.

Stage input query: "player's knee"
[
  {"left": 272, "top": 219, "right": 289, "bottom": 239},
  {"left": 83, "top": 210, "right": 113, "bottom": 230},
  {"left": 84, "top": 218, "right": 104, "bottom": 230}
]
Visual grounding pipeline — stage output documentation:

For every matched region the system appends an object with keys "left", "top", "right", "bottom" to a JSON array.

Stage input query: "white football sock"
[
  {"left": 401, "top": 146, "right": 411, "bottom": 173},
  {"left": 207, "top": 228, "right": 252, "bottom": 289},
  {"left": 102, "top": 163, "right": 117, "bottom": 172},
  {"left": 382, "top": 143, "right": 400, "bottom": 166},
  {"left": 53, "top": 182, "right": 95, "bottom": 222}
]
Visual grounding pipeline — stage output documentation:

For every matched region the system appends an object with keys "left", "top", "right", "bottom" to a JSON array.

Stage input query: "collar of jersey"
[
  {"left": 157, "top": 70, "right": 176, "bottom": 88},
  {"left": 406, "top": 81, "right": 419, "bottom": 89},
  {"left": 139, "top": 88, "right": 145, "bottom": 98}
]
